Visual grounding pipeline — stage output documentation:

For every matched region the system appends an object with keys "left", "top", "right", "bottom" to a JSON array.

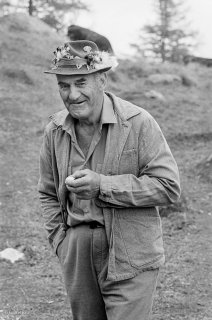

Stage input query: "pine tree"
[{"left": 134, "top": 0, "right": 197, "bottom": 62}]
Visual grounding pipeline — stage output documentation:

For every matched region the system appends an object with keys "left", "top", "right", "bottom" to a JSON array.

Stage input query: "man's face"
[{"left": 56, "top": 72, "right": 106, "bottom": 123}]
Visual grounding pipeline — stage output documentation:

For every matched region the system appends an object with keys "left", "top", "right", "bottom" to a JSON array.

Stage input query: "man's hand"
[{"left": 65, "top": 169, "right": 100, "bottom": 200}]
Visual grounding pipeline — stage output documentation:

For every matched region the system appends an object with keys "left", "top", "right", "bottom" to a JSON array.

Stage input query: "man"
[{"left": 38, "top": 40, "right": 180, "bottom": 320}]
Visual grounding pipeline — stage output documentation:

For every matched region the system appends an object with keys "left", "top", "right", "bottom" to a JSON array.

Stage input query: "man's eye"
[
  {"left": 59, "top": 84, "right": 69, "bottom": 90},
  {"left": 77, "top": 82, "right": 86, "bottom": 87}
]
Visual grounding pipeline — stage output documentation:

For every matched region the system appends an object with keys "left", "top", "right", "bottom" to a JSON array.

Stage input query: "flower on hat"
[
  {"left": 93, "top": 51, "right": 119, "bottom": 70},
  {"left": 53, "top": 45, "right": 74, "bottom": 64},
  {"left": 52, "top": 43, "right": 118, "bottom": 71},
  {"left": 83, "top": 46, "right": 92, "bottom": 53}
]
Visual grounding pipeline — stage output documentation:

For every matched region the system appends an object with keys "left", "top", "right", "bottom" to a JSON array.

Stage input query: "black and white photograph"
[{"left": 0, "top": 0, "right": 211, "bottom": 319}]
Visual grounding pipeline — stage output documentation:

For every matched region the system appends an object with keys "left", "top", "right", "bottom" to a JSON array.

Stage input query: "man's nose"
[{"left": 68, "top": 86, "right": 80, "bottom": 100}]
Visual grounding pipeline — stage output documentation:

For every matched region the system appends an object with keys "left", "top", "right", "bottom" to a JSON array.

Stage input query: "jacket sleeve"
[
  {"left": 38, "top": 129, "right": 66, "bottom": 254},
  {"left": 97, "top": 113, "right": 181, "bottom": 208}
]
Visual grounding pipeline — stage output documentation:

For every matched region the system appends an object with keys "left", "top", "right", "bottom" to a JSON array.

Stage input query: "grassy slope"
[{"left": 0, "top": 13, "right": 211, "bottom": 320}]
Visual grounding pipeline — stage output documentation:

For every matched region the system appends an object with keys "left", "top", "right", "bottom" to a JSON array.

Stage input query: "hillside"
[{"left": 0, "top": 13, "right": 211, "bottom": 320}]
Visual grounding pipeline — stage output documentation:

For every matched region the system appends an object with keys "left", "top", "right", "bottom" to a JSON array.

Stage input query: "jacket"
[{"left": 38, "top": 92, "right": 181, "bottom": 281}]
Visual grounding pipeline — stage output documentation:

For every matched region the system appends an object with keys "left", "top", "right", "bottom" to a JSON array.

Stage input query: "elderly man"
[{"left": 38, "top": 40, "right": 180, "bottom": 320}]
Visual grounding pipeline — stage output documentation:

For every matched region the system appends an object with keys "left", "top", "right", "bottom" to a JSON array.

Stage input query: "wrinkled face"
[{"left": 56, "top": 72, "right": 106, "bottom": 123}]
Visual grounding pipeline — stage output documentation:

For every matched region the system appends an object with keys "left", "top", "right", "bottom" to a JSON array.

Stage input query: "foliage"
[
  {"left": 133, "top": 0, "right": 197, "bottom": 62},
  {"left": 52, "top": 43, "right": 118, "bottom": 71},
  {"left": 0, "top": 0, "right": 89, "bottom": 31}
]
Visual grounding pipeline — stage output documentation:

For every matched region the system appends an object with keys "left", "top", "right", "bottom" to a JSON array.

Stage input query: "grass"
[{"left": 0, "top": 12, "right": 212, "bottom": 320}]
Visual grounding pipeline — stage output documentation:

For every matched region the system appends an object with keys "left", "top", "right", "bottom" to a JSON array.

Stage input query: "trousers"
[{"left": 57, "top": 224, "right": 159, "bottom": 320}]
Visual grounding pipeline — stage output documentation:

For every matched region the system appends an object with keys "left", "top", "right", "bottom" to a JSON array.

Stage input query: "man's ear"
[{"left": 98, "top": 72, "right": 107, "bottom": 90}]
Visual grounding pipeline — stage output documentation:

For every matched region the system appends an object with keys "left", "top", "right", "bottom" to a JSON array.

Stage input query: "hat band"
[{"left": 57, "top": 58, "right": 87, "bottom": 67}]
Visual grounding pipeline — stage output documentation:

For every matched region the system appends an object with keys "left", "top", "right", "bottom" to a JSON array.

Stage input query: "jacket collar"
[
  {"left": 49, "top": 91, "right": 142, "bottom": 128},
  {"left": 106, "top": 92, "right": 142, "bottom": 121}
]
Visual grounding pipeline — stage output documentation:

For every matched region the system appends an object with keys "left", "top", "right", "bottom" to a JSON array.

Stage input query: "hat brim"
[{"left": 44, "top": 66, "right": 111, "bottom": 75}]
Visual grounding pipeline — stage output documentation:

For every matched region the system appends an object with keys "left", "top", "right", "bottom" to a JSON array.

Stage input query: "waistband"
[{"left": 72, "top": 221, "right": 105, "bottom": 229}]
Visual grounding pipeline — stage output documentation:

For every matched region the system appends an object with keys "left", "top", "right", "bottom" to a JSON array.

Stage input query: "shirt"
[{"left": 66, "top": 93, "right": 117, "bottom": 227}]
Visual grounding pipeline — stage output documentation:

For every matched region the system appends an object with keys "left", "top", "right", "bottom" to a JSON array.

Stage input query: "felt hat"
[{"left": 45, "top": 40, "right": 118, "bottom": 75}]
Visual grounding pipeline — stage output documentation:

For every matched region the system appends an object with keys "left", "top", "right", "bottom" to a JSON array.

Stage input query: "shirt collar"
[
  {"left": 100, "top": 93, "right": 117, "bottom": 125},
  {"left": 61, "top": 92, "right": 117, "bottom": 133},
  {"left": 50, "top": 91, "right": 141, "bottom": 130},
  {"left": 51, "top": 92, "right": 117, "bottom": 135}
]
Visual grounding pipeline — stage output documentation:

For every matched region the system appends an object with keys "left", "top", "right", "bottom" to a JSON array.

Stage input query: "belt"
[
  {"left": 87, "top": 221, "right": 104, "bottom": 229},
  {"left": 72, "top": 221, "right": 104, "bottom": 229}
]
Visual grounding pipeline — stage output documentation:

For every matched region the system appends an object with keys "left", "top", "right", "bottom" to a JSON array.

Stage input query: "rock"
[
  {"left": 181, "top": 74, "right": 197, "bottom": 87},
  {"left": 3, "top": 68, "right": 34, "bottom": 85},
  {"left": 0, "top": 248, "right": 25, "bottom": 263},
  {"left": 144, "top": 90, "right": 166, "bottom": 102},
  {"left": 146, "top": 73, "right": 181, "bottom": 85}
]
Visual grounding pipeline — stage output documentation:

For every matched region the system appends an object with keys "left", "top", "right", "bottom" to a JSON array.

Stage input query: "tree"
[
  {"left": 133, "top": 0, "right": 197, "bottom": 62},
  {"left": 0, "top": 0, "right": 89, "bottom": 31}
]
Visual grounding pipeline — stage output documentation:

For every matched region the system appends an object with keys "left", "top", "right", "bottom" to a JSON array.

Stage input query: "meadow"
[{"left": 0, "top": 13, "right": 211, "bottom": 319}]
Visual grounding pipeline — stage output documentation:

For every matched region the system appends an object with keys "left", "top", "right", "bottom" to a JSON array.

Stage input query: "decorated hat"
[{"left": 45, "top": 40, "right": 118, "bottom": 75}]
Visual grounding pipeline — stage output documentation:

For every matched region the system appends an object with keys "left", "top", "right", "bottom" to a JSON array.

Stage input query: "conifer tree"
[{"left": 133, "top": 0, "right": 196, "bottom": 62}]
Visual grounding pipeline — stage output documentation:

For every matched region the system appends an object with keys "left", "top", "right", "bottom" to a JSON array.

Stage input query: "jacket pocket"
[
  {"left": 118, "top": 149, "right": 138, "bottom": 175},
  {"left": 116, "top": 208, "right": 164, "bottom": 268}
]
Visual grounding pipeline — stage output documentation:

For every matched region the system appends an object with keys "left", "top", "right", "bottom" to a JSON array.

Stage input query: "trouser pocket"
[{"left": 57, "top": 228, "right": 71, "bottom": 263}]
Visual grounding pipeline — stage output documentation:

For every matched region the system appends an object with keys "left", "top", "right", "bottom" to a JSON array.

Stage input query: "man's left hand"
[{"left": 65, "top": 169, "right": 100, "bottom": 200}]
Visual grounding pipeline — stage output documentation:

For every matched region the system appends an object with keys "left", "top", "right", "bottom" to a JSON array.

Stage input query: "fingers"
[
  {"left": 66, "top": 177, "right": 87, "bottom": 188},
  {"left": 72, "top": 169, "right": 89, "bottom": 179},
  {"left": 66, "top": 185, "right": 86, "bottom": 193},
  {"left": 65, "top": 169, "right": 92, "bottom": 187},
  {"left": 65, "top": 169, "right": 100, "bottom": 200}
]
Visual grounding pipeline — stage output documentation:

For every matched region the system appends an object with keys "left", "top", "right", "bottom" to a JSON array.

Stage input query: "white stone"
[
  {"left": 0, "top": 248, "right": 25, "bottom": 263},
  {"left": 144, "top": 90, "right": 166, "bottom": 102}
]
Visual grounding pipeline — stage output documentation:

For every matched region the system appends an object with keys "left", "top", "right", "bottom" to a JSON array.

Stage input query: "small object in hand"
[{"left": 65, "top": 176, "right": 75, "bottom": 185}]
